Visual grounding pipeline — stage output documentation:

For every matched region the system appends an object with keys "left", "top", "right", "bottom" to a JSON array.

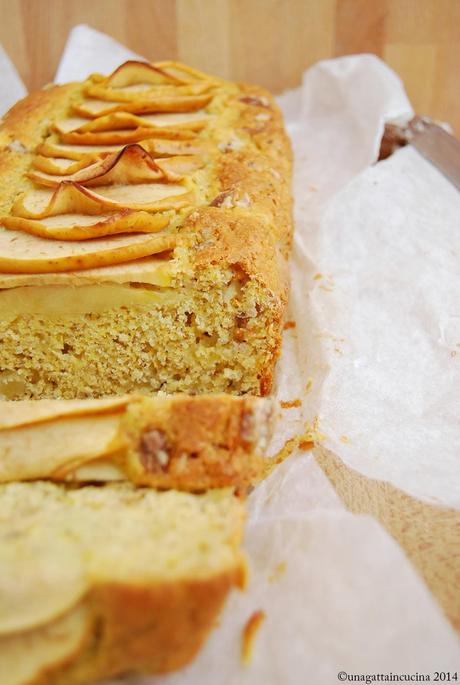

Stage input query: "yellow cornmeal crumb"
[{"left": 0, "top": 270, "right": 278, "bottom": 399}]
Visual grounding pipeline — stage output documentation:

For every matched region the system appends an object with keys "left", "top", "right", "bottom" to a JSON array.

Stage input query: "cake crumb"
[
  {"left": 299, "top": 438, "right": 314, "bottom": 450},
  {"left": 280, "top": 399, "right": 302, "bottom": 409},
  {"left": 305, "top": 378, "right": 313, "bottom": 394},
  {"left": 241, "top": 610, "right": 266, "bottom": 665},
  {"left": 269, "top": 561, "right": 287, "bottom": 583},
  {"left": 313, "top": 272, "right": 323, "bottom": 280},
  {"left": 340, "top": 435, "right": 350, "bottom": 443},
  {"left": 263, "top": 419, "right": 324, "bottom": 476},
  {"left": 283, "top": 320, "right": 296, "bottom": 330}
]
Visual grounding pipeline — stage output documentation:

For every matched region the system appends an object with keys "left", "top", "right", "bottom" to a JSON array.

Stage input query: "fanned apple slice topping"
[
  {"left": 84, "top": 61, "right": 215, "bottom": 102},
  {"left": 54, "top": 117, "right": 89, "bottom": 134},
  {"left": 28, "top": 145, "right": 180, "bottom": 188},
  {"left": 3, "top": 210, "right": 168, "bottom": 241},
  {"left": 38, "top": 138, "right": 212, "bottom": 161},
  {"left": 37, "top": 141, "right": 124, "bottom": 161},
  {"left": 30, "top": 148, "right": 203, "bottom": 185},
  {"left": 0, "top": 60, "right": 215, "bottom": 269},
  {"left": 0, "top": 230, "right": 177, "bottom": 274},
  {"left": 153, "top": 61, "right": 215, "bottom": 83},
  {"left": 60, "top": 126, "right": 195, "bottom": 146},
  {"left": 91, "top": 183, "right": 192, "bottom": 211},
  {"left": 13, "top": 183, "right": 114, "bottom": 219},
  {"left": 32, "top": 156, "right": 96, "bottom": 176},
  {"left": 73, "top": 93, "right": 212, "bottom": 118},
  {"left": 13, "top": 180, "right": 191, "bottom": 219},
  {"left": 155, "top": 155, "right": 204, "bottom": 177},
  {"left": 103, "top": 61, "right": 188, "bottom": 88},
  {"left": 0, "top": 257, "right": 174, "bottom": 289},
  {"left": 85, "top": 81, "right": 213, "bottom": 102},
  {"left": 54, "top": 111, "right": 211, "bottom": 136}
]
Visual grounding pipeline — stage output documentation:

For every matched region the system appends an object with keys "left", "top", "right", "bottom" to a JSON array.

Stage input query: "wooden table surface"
[{"left": 0, "top": 0, "right": 458, "bottom": 132}]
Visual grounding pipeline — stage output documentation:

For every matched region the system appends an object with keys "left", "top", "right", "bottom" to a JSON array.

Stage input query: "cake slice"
[
  {"left": 0, "top": 60, "right": 292, "bottom": 400},
  {"left": 0, "top": 394, "right": 274, "bottom": 491},
  {"left": 0, "top": 481, "right": 245, "bottom": 684}
]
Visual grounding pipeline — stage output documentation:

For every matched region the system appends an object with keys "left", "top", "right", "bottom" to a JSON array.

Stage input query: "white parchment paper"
[
  {"left": 0, "top": 44, "right": 26, "bottom": 116},
  {"left": 1, "top": 29, "right": 459, "bottom": 683}
]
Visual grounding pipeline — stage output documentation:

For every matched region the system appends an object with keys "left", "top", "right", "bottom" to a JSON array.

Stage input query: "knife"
[{"left": 379, "top": 116, "right": 460, "bottom": 192}]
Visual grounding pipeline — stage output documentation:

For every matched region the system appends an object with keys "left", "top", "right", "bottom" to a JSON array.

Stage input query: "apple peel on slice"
[
  {"left": 13, "top": 180, "right": 192, "bottom": 219},
  {"left": 28, "top": 145, "right": 177, "bottom": 188},
  {"left": 73, "top": 93, "right": 212, "bottom": 118},
  {"left": 0, "top": 228, "right": 177, "bottom": 274},
  {"left": 3, "top": 210, "right": 169, "bottom": 241},
  {"left": 29, "top": 146, "right": 202, "bottom": 187},
  {"left": 104, "top": 61, "right": 187, "bottom": 88}
]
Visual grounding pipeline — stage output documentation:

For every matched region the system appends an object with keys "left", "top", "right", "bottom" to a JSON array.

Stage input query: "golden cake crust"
[
  {"left": 0, "top": 62, "right": 292, "bottom": 398},
  {"left": 31, "top": 570, "right": 244, "bottom": 685}
]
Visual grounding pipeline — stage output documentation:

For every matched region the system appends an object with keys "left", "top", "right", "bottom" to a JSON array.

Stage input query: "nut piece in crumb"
[
  {"left": 210, "top": 190, "right": 252, "bottom": 210},
  {"left": 217, "top": 135, "right": 245, "bottom": 152},
  {"left": 7, "top": 139, "right": 28, "bottom": 153},
  {"left": 209, "top": 190, "right": 234, "bottom": 208},
  {"left": 241, "top": 610, "right": 266, "bottom": 665},
  {"left": 139, "top": 427, "right": 170, "bottom": 472}
]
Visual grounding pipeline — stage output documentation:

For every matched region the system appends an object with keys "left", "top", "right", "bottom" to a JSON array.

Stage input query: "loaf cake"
[
  {"left": 0, "top": 481, "right": 246, "bottom": 684},
  {"left": 0, "top": 60, "right": 292, "bottom": 400},
  {"left": 0, "top": 393, "right": 274, "bottom": 490}
]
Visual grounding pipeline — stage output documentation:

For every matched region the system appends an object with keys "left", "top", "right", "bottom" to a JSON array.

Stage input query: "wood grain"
[{"left": 0, "top": 0, "right": 459, "bottom": 131}]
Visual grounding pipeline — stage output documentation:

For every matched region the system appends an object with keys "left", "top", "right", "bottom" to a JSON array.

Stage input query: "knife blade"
[{"left": 409, "top": 119, "right": 460, "bottom": 192}]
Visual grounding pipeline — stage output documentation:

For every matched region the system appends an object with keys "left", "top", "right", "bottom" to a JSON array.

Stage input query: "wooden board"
[{"left": 0, "top": 0, "right": 459, "bottom": 132}]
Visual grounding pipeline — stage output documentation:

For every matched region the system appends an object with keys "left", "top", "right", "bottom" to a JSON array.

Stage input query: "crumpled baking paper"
[
  {"left": 1, "top": 26, "right": 459, "bottom": 684},
  {"left": 0, "top": 43, "right": 26, "bottom": 116}
]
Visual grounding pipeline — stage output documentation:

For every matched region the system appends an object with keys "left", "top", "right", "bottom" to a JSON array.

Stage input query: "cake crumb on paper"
[
  {"left": 241, "top": 610, "right": 266, "bottom": 665},
  {"left": 283, "top": 320, "right": 296, "bottom": 330},
  {"left": 280, "top": 398, "right": 302, "bottom": 409},
  {"left": 269, "top": 561, "right": 287, "bottom": 583},
  {"left": 264, "top": 419, "right": 323, "bottom": 476}
]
